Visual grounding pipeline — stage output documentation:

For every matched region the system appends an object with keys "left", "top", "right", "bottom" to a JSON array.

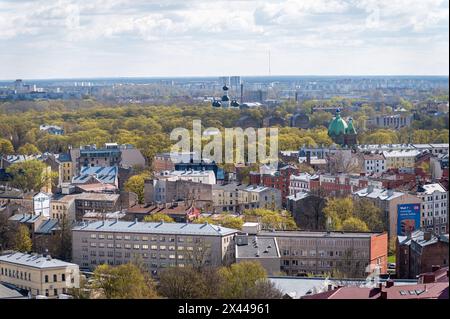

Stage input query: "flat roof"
[
  {"left": 0, "top": 252, "right": 78, "bottom": 269},
  {"left": 259, "top": 230, "right": 381, "bottom": 239},
  {"left": 236, "top": 236, "right": 280, "bottom": 258},
  {"left": 73, "top": 220, "right": 239, "bottom": 236}
]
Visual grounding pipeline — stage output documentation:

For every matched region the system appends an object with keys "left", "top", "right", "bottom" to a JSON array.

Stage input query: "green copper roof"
[
  {"left": 328, "top": 111, "right": 348, "bottom": 136},
  {"left": 346, "top": 118, "right": 357, "bottom": 134}
]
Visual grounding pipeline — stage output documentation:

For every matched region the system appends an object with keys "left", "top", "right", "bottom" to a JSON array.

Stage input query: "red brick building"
[{"left": 249, "top": 164, "right": 299, "bottom": 206}]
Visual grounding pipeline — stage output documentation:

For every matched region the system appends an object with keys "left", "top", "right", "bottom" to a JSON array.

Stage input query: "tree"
[
  {"left": 144, "top": 213, "right": 175, "bottom": 223},
  {"left": 353, "top": 199, "right": 384, "bottom": 232},
  {"left": 50, "top": 216, "right": 72, "bottom": 261},
  {"left": 6, "top": 160, "right": 51, "bottom": 192},
  {"left": 14, "top": 225, "right": 32, "bottom": 252},
  {"left": 124, "top": 173, "right": 150, "bottom": 204},
  {"left": 17, "top": 143, "right": 41, "bottom": 155},
  {"left": 323, "top": 197, "right": 354, "bottom": 230},
  {"left": 0, "top": 138, "right": 14, "bottom": 155},
  {"left": 158, "top": 266, "right": 207, "bottom": 299},
  {"left": 243, "top": 209, "right": 297, "bottom": 230},
  {"left": 341, "top": 217, "right": 369, "bottom": 232},
  {"left": 219, "top": 215, "right": 243, "bottom": 230},
  {"left": 217, "top": 261, "right": 270, "bottom": 299},
  {"left": 92, "top": 263, "right": 158, "bottom": 299}
]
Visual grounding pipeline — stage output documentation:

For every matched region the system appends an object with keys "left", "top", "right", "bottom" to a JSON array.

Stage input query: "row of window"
[
  {"left": 85, "top": 244, "right": 201, "bottom": 251},
  {"left": 87, "top": 234, "right": 203, "bottom": 243},
  {"left": 281, "top": 249, "right": 368, "bottom": 258}
]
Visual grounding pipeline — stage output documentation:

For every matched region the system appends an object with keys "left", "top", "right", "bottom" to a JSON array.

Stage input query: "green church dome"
[
  {"left": 328, "top": 109, "right": 348, "bottom": 136},
  {"left": 345, "top": 117, "right": 357, "bottom": 135}
]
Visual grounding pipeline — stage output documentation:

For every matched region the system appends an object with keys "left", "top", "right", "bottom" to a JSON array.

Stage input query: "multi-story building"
[
  {"left": 361, "top": 153, "right": 387, "bottom": 175},
  {"left": 258, "top": 230, "right": 388, "bottom": 277},
  {"left": 50, "top": 194, "right": 78, "bottom": 221},
  {"left": 353, "top": 186, "right": 422, "bottom": 239},
  {"left": 74, "top": 193, "right": 121, "bottom": 220},
  {"left": 157, "top": 170, "right": 216, "bottom": 185},
  {"left": 72, "top": 220, "right": 238, "bottom": 273},
  {"left": 416, "top": 183, "right": 448, "bottom": 234},
  {"left": 289, "top": 173, "right": 318, "bottom": 195},
  {"left": 382, "top": 150, "right": 421, "bottom": 169},
  {"left": 144, "top": 179, "right": 213, "bottom": 208},
  {"left": 396, "top": 230, "right": 449, "bottom": 279},
  {"left": 212, "top": 183, "right": 281, "bottom": 213},
  {"left": 249, "top": 164, "right": 299, "bottom": 205},
  {"left": 0, "top": 251, "right": 80, "bottom": 298},
  {"left": 70, "top": 143, "right": 145, "bottom": 175},
  {"left": 366, "top": 114, "right": 413, "bottom": 129}
]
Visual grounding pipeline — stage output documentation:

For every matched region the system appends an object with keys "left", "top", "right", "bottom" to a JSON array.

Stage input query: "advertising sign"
[{"left": 397, "top": 203, "right": 421, "bottom": 235}]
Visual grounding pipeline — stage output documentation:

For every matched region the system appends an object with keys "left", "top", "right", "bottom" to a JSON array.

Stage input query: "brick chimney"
[
  {"left": 419, "top": 273, "right": 436, "bottom": 284},
  {"left": 380, "top": 290, "right": 388, "bottom": 299},
  {"left": 423, "top": 231, "right": 432, "bottom": 241},
  {"left": 385, "top": 279, "right": 394, "bottom": 288}
]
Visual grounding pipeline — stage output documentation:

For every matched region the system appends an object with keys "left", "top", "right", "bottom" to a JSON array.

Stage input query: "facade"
[
  {"left": 0, "top": 252, "right": 80, "bottom": 298},
  {"left": 416, "top": 183, "right": 448, "bottom": 234},
  {"left": 289, "top": 173, "right": 318, "bottom": 195},
  {"left": 366, "top": 114, "right": 413, "bottom": 129},
  {"left": 74, "top": 193, "right": 121, "bottom": 220},
  {"left": 157, "top": 170, "right": 216, "bottom": 185},
  {"left": 361, "top": 153, "right": 387, "bottom": 175},
  {"left": 249, "top": 164, "right": 299, "bottom": 206},
  {"left": 396, "top": 230, "right": 449, "bottom": 279},
  {"left": 382, "top": 150, "right": 420, "bottom": 169},
  {"left": 259, "top": 230, "right": 388, "bottom": 277},
  {"left": 50, "top": 194, "right": 77, "bottom": 221},
  {"left": 72, "top": 220, "right": 239, "bottom": 273},
  {"left": 353, "top": 186, "right": 421, "bottom": 238},
  {"left": 286, "top": 192, "right": 327, "bottom": 231},
  {"left": 212, "top": 183, "right": 282, "bottom": 213},
  {"left": 39, "top": 125, "right": 64, "bottom": 135},
  {"left": 144, "top": 179, "right": 213, "bottom": 208}
]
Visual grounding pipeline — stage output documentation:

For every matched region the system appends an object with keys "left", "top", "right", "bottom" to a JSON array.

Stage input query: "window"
[
  {"left": 62, "top": 274, "right": 66, "bottom": 282},
  {"left": 53, "top": 274, "right": 57, "bottom": 282},
  {"left": 45, "top": 275, "right": 49, "bottom": 283}
]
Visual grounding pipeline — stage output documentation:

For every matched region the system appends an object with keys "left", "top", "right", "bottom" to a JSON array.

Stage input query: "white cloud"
[{"left": 0, "top": 0, "right": 447, "bottom": 78}]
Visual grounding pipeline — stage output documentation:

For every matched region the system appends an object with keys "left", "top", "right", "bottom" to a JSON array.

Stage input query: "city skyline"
[{"left": 0, "top": 0, "right": 448, "bottom": 79}]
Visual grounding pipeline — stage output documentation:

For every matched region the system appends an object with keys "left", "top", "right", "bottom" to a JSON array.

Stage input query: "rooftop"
[
  {"left": 0, "top": 252, "right": 78, "bottom": 269},
  {"left": 236, "top": 236, "right": 280, "bottom": 259},
  {"left": 417, "top": 183, "right": 447, "bottom": 195},
  {"left": 259, "top": 230, "right": 382, "bottom": 239},
  {"left": 353, "top": 187, "right": 404, "bottom": 201},
  {"left": 72, "top": 220, "right": 239, "bottom": 236}
]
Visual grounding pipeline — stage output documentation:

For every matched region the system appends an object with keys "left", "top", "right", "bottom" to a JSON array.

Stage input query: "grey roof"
[
  {"left": 286, "top": 192, "right": 310, "bottom": 201},
  {"left": 398, "top": 229, "right": 448, "bottom": 248},
  {"left": 259, "top": 230, "right": 381, "bottom": 239},
  {"left": 35, "top": 219, "right": 59, "bottom": 234},
  {"left": 73, "top": 166, "right": 117, "bottom": 184},
  {"left": 8, "top": 214, "right": 41, "bottom": 224},
  {"left": 353, "top": 187, "right": 404, "bottom": 201},
  {"left": 0, "top": 187, "right": 24, "bottom": 199},
  {"left": 72, "top": 220, "right": 239, "bottom": 236},
  {"left": 213, "top": 182, "right": 248, "bottom": 191},
  {"left": 0, "top": 252, "right": 78, "bottom": 269},
  {"left": 0, "top": 283, "right": 27, "bottom": 299},
  {"left": 236, "top": 236, "right": 280, "bottom": 259}
]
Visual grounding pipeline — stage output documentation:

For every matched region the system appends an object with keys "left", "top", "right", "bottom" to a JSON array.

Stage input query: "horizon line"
[{"left": 0, "top": 74, "right": 449, "bottom": 82}]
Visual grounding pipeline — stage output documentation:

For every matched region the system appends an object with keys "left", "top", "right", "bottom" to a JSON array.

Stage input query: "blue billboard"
[{"left": 397, "top": 203, "right": 421, "bottom": 235}]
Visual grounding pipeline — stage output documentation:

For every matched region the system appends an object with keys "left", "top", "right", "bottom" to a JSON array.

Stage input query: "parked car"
[{"left": 388, "top": 262, "right": 396, "bottom": 269}]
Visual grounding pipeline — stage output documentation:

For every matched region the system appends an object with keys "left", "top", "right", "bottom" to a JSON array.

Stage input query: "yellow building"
[
  {"left": 382, "top": 150, "right": 420, "bottom": 169},
  {"left": 0, "top": 252, "right": 80, "bottom": 298},
  {"left": 51, "top": 194, "right": 78, "bottom": 221},
  {"left": 57, "top": 154, "right": 74, "bottom": 184}
]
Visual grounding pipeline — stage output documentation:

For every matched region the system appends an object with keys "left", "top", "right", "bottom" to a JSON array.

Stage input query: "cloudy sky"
[{"left": 0, "top": 0, "right": 448, "bottom": 79}]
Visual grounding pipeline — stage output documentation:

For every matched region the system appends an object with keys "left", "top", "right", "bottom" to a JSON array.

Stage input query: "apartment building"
[
  {"left": 157, "top": 170, "right": 216, "bottom": 185},
  {"left": 0, "top": 252, "right": 80, "bottom": 298},
  {"left": 289, "top": 173, "right": 318, "bottom": 195},
  {"left": 353, "top": 186, "right": 421, "bottom": 239},
  {"left": 212, "top": 183, "right": 282, "bottom": 213},
  {"left": 74, "top": 193, "right": 121, "bottom": 220},
  {"left": 416, "top": 183, "right": 448, "bottom": 235},
  {"left": 361, "top": 153, "right": 387, "bottom": 175},
  {"left": 50, "top": 194, "right": 77, "bottom": 221},
  {"left": 144, "top": 178, "right": 213, "bottom": 208},
  {"left": 396, "top": 230, "right": 449, "bottom": 279},
  {"left": 258, "top": 231, "right": 388, "bottom": 277},
  {"left": 72, "top": 220, "right": 238, "bottom": 273},
  {"left": 366, "top": 114, "right": 413, "bottom": 129},
  {"left": 382, "top": 150, "right": 420, "bottom": 169}
]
